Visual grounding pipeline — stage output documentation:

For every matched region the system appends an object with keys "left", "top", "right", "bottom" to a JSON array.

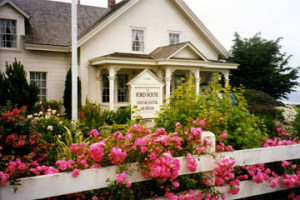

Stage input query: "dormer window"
[
  {"left": 0, "top": 19, "right": 17, "bottom": 48},
  {"left": 132, "top": 29, "right": 144, "bottom": 52},
  {"left": 169, "top": 33, "right": 180, "bottom": 45}
]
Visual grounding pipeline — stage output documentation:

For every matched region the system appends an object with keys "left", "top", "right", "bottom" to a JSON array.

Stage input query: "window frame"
[
  {"left": 102, "top": 74, "right": 110, "bottom": 103},
  {"left": 30, "top": 72, "right": 47, "bottom": 101},
  {"left": 0, "top": 18, "right": 17, "bottom": 49},
  {"left": 117, "top": 74, "right": 129, "bottom": 103},
  {"left": 169, "top": 32, "right": 180, "bottom": 45},
  {"left": 131, "top": 28, "right": 145, "bottom": 52}
]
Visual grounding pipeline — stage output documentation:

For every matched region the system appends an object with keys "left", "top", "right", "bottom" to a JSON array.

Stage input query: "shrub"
[
  {"left": 0, "top": 59, "right": 39, "bottom": 111},
  {"left": 32, "top": 100, "right": 63, "bottom": 114},
  {"left": 244, "top": 89, "right": 284, "bottom": 107},
  {"left": 156, "top": 74, "right": 267, "bottom": 149},
  {"left": 292, "top": 107, "right": 300, "bottom": 137},
  {"left": 63, "top": 68, "right": 81, "bottom": 119},
  {"left": 79, "top": 101, "right": 131, "bottom": 134}
]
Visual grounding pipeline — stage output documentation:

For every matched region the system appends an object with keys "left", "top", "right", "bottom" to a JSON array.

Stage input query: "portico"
[{"left": 89, "top": 42, "right": 238, "bottom": 111}]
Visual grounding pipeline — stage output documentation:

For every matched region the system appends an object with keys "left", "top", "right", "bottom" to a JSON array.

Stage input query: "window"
[
  {"left": 169, "top": 33, "right": 180, "bottom": 45},
  {"left": 132, "top": 29, "right": 144, "bottom": 52},
  {"left": 117, "top": 74, "right": 129, "bottom": 102},
  {"left": 102, "top": 74, "right": 109, "bottom": 103},
  {"left": 0, "top": 19, "right": 17, "bottom": 48},
  {"left": 175, "top": 74, "right": 185, "bottom": 89},
  {"left": 30, "top": 72, "right": 47, "bottom": 101}
]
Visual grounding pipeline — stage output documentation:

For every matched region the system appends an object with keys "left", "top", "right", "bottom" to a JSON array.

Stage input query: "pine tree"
[
  {"left": 0, "top": 59, "right": 39, "bottom": 110},
  {"left": 228, "top": 33, "right": 299, "bottom": 99},
  {"left": 63, "top": 68, "right": 81, "bottom": 118}
]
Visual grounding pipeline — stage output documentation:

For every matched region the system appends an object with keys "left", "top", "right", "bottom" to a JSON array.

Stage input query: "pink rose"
[{"left": 72, "top": 168, "right": 80, "bottom": 177}]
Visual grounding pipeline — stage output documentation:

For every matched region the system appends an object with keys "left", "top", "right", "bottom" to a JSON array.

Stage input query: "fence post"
[{"left": 202, "top": 131, "right": 216, "bottom": 185}]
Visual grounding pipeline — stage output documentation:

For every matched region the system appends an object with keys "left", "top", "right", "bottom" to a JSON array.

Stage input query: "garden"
[{"left": 0, "top": 61, "right": 300, "bottom": 200}]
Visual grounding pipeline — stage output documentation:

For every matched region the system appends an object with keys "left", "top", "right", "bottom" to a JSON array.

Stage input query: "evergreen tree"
[
  {"left": 0, "top": 59, "right": 39, "bottom": 110},
  {"left": 63, "top": 68, "right": 81, "bottom": 118},
  {"left": 228, "top": 33, "right": 299, "bottom": 99}
]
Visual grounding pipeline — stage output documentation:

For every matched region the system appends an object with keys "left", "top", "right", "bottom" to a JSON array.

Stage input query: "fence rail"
[{"left": 1, "top": 132, "right": 300, "bottom": 200}]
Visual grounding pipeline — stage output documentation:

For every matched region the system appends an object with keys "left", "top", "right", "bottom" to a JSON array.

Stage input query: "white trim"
[
  {"left": 78, "top": 0, "right": 139, "bottom": 47},
  {"left": 0, "top": 0, "right": 30, "bottom": 19},
  {"left": 23, "top": 43, "right": 70, "bottom": 52},
  {"left": 173, "top": 0, "right": 229, "bottom": 58},
  {"left": 89, "top": 56, "right": 238, "bottom": 70},
  {"left": 167, "top": 42, "right": 208, "bottom": 61}
]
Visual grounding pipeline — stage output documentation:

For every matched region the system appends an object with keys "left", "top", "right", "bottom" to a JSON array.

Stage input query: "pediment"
[
  {"left": 127, "top": 69, "right": 164, "bottom": 86},
  {"left": 171, "top": 45, "right": 204, "bottom": 60}
]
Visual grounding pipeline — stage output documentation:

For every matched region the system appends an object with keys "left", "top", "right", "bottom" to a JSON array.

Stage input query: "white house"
[{"left": 0, "top": 0, "right": 238, "bottom": 113}]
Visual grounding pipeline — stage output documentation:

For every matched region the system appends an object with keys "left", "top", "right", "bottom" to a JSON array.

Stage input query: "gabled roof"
[
  {"left": 150, "top": 42, "right": 208, "bottom": 61},
  {"left": 0, "top": 0, "right": 128, "bottom": 46},
  {"left": 0, "top": 0, "right": 30, "bottom": 19}
]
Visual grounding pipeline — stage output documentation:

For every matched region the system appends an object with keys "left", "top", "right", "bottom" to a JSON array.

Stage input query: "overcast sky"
[{"left": 52, "top": 0, "right": 300, "bottom": 102}]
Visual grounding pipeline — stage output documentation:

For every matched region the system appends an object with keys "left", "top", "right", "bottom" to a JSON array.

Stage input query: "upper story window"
[
  {"left": 169, "top": 33, "right": 180, "bottom": 45},
  {"left": 132, "top": 29, "right": 144, "bottom": 52},
  {"left": 30, "top": 72, "right": 47, "bottom": 101},
  {"left": 0, "top": 19, "right": 17, "bottom": 48}
]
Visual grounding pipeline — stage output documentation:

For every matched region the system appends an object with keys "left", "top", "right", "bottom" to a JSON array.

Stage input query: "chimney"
[{"left": 108, "top": 0, "right": 116, "bottom": 7}]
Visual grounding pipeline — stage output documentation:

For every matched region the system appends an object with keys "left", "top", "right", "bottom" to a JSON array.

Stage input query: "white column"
[
  {"left": 109, "top": 67, "right": 116, "bottom": 111},
  {"left": 193, "top": 69, "right": 200, "bottom": 94},
  {"left": 165, "top": 67, "right": 172, "bottom": 100},
  {"left": 223, "top": 70, "right": 229, "bottom": 85}
]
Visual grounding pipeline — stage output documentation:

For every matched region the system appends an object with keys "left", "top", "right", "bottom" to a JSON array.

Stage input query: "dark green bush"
[
  {"left": 0, "top": 59, "right": 39, "bottom": 111},
  {"left": 63, "top": 68, "right": 82, "bottom": 119},
  {"left": 244, "top": 89, "right": 284, "bottom": 107}
]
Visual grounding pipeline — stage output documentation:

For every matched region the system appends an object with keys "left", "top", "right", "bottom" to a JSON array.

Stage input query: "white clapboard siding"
[{"left": 0, "top": 133, "right": 300, "bottom": 200}]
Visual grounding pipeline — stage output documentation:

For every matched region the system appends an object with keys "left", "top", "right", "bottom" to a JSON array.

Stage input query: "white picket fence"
[{"left": 0, "top": 132, "right": 300, "bottom": 200}]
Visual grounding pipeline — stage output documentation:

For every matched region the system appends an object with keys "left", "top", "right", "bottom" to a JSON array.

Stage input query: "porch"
[{"left": 88, "top": 42, "right": 238, "bottom": 110}]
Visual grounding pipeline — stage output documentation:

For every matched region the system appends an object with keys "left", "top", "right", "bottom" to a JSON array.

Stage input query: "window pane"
[
  {"left": 30, "top": 72, "right": 47, "bottom": 100},
  {"left": 132, "top": 29, "right": 144, "bottom": 52},
  {"left": 169, "top": 33, "right": 180, "bottom": 45},
  {"left": 117, "top": 74, "right": 128, "bottom": 102},
  {"left": 0, "top": 19, "right": 17, "bottom": 48},
  {"left": 102, "top": 74, "right": 109, "bottom": 103}
]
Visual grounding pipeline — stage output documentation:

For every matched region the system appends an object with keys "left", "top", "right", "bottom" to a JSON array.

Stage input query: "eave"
[{"left": 23, "top": 43, "right": 70, "bottom": 52}]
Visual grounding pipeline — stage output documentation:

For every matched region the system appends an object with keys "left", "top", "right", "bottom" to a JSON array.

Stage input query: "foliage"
[
  {"left": 0, "top": 59, "right": 39, "bottom": 111},
  {"left": 244, "top": 89, "right": 284, "bottom": 107},
  {"left": 292, "top": 107, "right": 300, "bottom": 137},
  {"left": 63, "top": 68, "right": 82, "bottom": 119},
  {"left": 32, "top": 108, "right": 77, "bottom": 162},
  {"left": 228, "top": 33, "right": 299, "bottom": 99},
  {"left": 0, "top": 105, "right": 300, "bottom": 199},
  {"left": 156, "top": 75, "right": 268, "bottom": 149},
  {"left": 0, "top": 107, "right": 52, "bottom": 180},
  {"left": 79, "top": 101, "right": 131, "bottom": 134},
  {"left": 32, "top": 100, "right": 63, "bottom": 114}
]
